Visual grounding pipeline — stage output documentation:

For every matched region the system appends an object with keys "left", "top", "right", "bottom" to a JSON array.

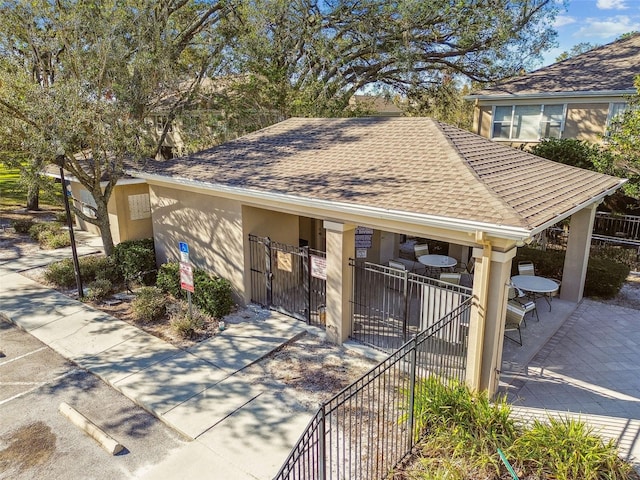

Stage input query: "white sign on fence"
[{"left": 310, "top": 255, "right": 327, "bottom": 280}]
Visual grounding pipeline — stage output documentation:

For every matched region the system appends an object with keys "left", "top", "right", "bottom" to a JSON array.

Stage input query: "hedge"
[{"left": 112, "top": 238, "right": 156, "bottom": 285}]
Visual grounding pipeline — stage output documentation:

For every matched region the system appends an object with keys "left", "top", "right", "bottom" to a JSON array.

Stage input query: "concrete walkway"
[{"left": 0, "top": 237, "right": 317, "bottom": 479}]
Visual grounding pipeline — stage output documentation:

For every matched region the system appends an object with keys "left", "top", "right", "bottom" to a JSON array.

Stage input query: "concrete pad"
[
  {"left": 0, "top": 277, "right": 86, "bottom": 330},
  {"left": 138, "top": 439, "right": 259, "bottom": 480},
  {"left": 197, "top": 392, "right": 313, "bottom": 480},
  {"left": 26, "top": 310, "right": 95, "bottom": 346},
  {"left": 76, "top": 334, "right": 181, "bottom": 384},
  {"left": 162, "top": 375, "right": 264, "bottom": 439},
  {"left": 49, "top": 315, "right": 143, "bottom": 360},
  {"left": 187, "top": 320, "right": 304, "bottom": 374},
  {"left": 113, "top": 350, "right": 229, "bottom": 417},
  {"left": 0, "top": 245, "right": 99, "bottom": 272}
]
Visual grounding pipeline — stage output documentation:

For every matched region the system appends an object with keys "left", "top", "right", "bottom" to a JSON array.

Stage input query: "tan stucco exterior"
[
  {"left": 471, "top": 96, "right": 626, "bottom": 147},
  {"left": 70, "top": 181, "right": 153, "bottom": 245}
]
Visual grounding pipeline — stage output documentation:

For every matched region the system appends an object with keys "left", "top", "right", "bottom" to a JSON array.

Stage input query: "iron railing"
[
  {"left": 350, "top": 259, "right": 472, "bottom": 352},
  {"left": 274, "top": 298, "right": 473, "bottom": 480},
  {"left": 594, "top": 211, "right": 640, "bottom": 240}
]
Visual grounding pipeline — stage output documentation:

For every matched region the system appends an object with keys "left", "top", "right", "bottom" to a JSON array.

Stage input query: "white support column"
[
  {"left": 323, "top": 220, "right": 356, "bottom": 345},
  {"left": 561, "top": 204, "right": 597, "bottom": 302},
  {"left": 466, "top": 243, "right": 516, "bottom": 395}
]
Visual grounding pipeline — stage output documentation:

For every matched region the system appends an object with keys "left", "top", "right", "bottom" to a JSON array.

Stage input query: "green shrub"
[
  {"left": 132, "top": 287, "right": 167, "bottom": 322},
  {"left": 155, "top": 262, "right": 234, "bottom": 318},
  {"left": 112, "top": 238, "right": 157, "bottom": 285},
  {"left": 54, "top": 211, "right": 73, "bottom": 224},
  {"left": 168, "top": 300, "right": 211, "bottom": 338},
  {"left": 156, "top": 262, "right": 181, "bottom": 297},
  {"left": 514, "top": 247, "right": 630, "bottom": 299},
  {"left": 28, "top": 222, "right": 58, "bottom": 241},
  {"left": 94, "top": 256, "right": 122, "bottom": 284},
  {"left": 39, "top": 229, "right": 71, "bottom": 249},
  {"left": 193, "top": 269, "right": 234, "bottom": 318},
  {"left": 510, "top": 416, "right": 631, "bottom": 480},
  {"left": 11, "top": 219, "right": 34, "bottom": 234},
  {"left": 44, "top": 255, "right": 119, "bottom": 288},
  {"left": 85, "top": 279, "right": 113, "bottom": 302}
]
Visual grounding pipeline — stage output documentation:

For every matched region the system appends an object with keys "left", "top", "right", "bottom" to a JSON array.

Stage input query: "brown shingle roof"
[
  {"left": 469, "top": 33, "right": 640, "bottom": 97},
  {"left": 134, "top": 117, "right": 623, "bottom": 233}
]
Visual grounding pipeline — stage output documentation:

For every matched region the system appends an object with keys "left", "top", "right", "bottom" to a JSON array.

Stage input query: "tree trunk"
[
  {"left": 94, "top": 200, "right": 115, "bottom": 256},
  {"left": 26, "top": 184, "right": 40, "bottom": 210}
]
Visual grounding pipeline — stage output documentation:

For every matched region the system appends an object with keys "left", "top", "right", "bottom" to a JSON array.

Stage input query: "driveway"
[{"left": 0, "top": 319, "right": 188, "bottom": 480}]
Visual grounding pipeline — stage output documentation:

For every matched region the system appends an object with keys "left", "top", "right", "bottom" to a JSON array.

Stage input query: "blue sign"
[{"left": 179, "top": 242, "right": 189, "bottom": 254}]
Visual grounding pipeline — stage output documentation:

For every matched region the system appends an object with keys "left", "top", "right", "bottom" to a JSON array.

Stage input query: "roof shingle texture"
[
  {"left": 471, "top": 33, "right": 640, "bottom": 96},
  {"left": 136, "top": 117, "right": 623, "bottom": 231}
]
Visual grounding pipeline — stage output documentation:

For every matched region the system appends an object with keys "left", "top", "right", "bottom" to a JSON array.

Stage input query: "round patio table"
[
  {"left": 418, "top": 254, "right": 457, "bottom": 269},
  {"left": 511, "top": 275, "right": 559, "bottom": 311}
]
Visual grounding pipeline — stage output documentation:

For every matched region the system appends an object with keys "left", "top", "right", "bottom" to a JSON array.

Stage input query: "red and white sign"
[{"left": 180, "top": 262, "right": 194, "bottom": 292}]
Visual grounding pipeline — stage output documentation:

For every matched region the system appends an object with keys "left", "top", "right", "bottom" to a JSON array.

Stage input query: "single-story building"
[{"left": 128, "top": 116, "right": 624, "bottom": 395}]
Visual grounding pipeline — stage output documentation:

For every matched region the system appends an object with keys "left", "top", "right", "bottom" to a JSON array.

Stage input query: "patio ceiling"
[{"left": 130, "top": 117, "right": 624, "bottom": 240}]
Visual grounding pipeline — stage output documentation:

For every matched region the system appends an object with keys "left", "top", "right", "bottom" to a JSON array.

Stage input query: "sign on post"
[
  {"left": 179, "top": 241, "right": 190, "bottom": 263},
  {"left": 180, "top": 262, "right": 194, "bottom": 293}
]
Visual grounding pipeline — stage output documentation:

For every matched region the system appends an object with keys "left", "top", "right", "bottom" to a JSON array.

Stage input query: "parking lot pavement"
[{"left": 0, "top": 319, "right": 189, "bottom": 480}]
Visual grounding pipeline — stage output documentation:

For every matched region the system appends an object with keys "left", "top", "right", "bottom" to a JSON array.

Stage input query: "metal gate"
[{"left": 248, "top": 234, "right": 326, "bottom": 327}]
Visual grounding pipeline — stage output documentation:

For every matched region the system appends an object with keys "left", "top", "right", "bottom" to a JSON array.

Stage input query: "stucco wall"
[
  {"left": 111, "top": 183, "right": 153, "bottom": 242},
  {"left": 149, "top": 184, "right": 246, "bottom": 302},
  {"left": 564, "top": 103, "right": 609, "bottom": 142}
]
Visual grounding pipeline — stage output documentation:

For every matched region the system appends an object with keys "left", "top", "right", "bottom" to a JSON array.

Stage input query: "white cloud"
[
  {"left": 596, "top": 0, "right": 629, "bottom": 10},
  {"left": 554, "top": 14, "right": 577, "bottom": 27},
  {"left": 574, "top": 15, "right": 640, "bottom": 38}
]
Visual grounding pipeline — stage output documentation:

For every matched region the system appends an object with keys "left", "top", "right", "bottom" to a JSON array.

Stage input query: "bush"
[
  {"left": 54, "top": 211, "right": 73, "bottom": 224},
  {"left": 514, "top": 247, "right": 630, "bottom": 299},
  {"left": 156, "top": 262, "right": 181, "bottom": 297},
  {"left": 39, "top": 229, "right": 71, "bottom": 249},
  {"left": 85, "top": 279, "right": 113, "bottom": 302},
  {"left": 156, "top": 262, "right": 234, "bottom": 318},
  {"left": 11, "top": 219, "right": 34, "bottom": 234},
  {"left": 44, "top": 255, "right": 120, "bottom": 288},
  {"left": 132, "top": 287, "right": 167, "bottom": 322},
  {"left": 28, "top": 222, "right": 58, "bottom": 241},
  {"left": 112, "top": 238, "right": 157, "bottom": 285},
  {"left": 167, "top": 300, "right": 211, "bottom": 338},
  {"left": 511, "top": 417, "right": 631, "bottom": 480}
]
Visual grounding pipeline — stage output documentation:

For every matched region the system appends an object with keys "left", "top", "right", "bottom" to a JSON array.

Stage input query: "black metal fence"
[
  {"left": 594, "top": 211, "right": 640, "bottom": 240},
  {"left": 350, "top": 260, "right": 472, "bottom": 352},
  {"left": 274, "top": 298, "right": 473, "bottom": 480},
  {"left": 248, "top": 234, "right": 326, "bottom": 327}
]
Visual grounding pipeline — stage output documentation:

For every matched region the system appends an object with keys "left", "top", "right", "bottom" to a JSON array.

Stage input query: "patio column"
[
  {"left": 466, "top": 240, "right": 516, "bottom": 395},
  {"left": 561, "top": 204, "right": 597, "bottom": 302},
  {"left": 324, "top": 220, "right": 356, "bottom": 345}
]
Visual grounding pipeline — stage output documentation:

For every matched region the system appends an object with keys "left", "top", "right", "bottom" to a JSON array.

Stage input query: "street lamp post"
[{"left": 55, "top": 155, "right": 84, "bottom": 299}]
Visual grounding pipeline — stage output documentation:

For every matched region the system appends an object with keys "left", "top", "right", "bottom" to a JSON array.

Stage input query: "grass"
[{"left": 0, "top": 164, "right": 62, "bottom": 212}]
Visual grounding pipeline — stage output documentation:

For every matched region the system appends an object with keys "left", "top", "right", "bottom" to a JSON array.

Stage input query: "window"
[{"left": 491, "top": 104, "right": 565, "bottom": 141}]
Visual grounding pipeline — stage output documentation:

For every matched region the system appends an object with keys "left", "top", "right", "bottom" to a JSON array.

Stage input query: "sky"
[{"left": 541, "top": 0, "right": 640, "bottom": 66}]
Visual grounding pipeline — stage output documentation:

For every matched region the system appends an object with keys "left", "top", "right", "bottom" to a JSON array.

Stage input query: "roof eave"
[
  {"left": 465, "top": 90, "right": 636, "bottom": 101},
  {"left": 129, "top": 171, "right": 535, "bottom": 241}
]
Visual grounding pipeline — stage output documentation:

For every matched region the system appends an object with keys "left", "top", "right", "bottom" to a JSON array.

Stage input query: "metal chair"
[
  {"left": 388, "top": 259, "right": 407, "bottom": 271},
  {"left": 518, "top": 261, "right": 535, "bottom": 276},
  {"left": 439, "top": 272, "right": 461, "bottom": 285},
  {"left": 508, "top": 285, "right": 539, "bottom": 323},
  {"left": 504, "top": 302, "right": 526, "bottom": 346},
  {"left": 414, "top": 244, "right": 429, "bottom": 259}
]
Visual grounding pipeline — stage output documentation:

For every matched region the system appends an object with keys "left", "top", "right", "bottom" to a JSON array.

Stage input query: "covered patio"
[{"left": 131, "top": 116, "right": 625, "bottom": 396}]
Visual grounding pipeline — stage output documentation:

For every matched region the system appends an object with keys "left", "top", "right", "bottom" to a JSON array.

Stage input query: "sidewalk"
[{"left": 0, "top": 235, "right": 316, "bottom": 480}]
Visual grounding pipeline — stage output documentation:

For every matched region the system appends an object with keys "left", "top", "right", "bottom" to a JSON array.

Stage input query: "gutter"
[
  {"left": 465, "top": 90, "right": 635, "bottom": 101},
  {"left": 129, "top": 171, "right": 535, "bottom": 241}
]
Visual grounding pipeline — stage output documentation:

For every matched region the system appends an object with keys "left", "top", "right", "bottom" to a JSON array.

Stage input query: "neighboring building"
[
  {"left": 465, "top": 33, "right": 640, "bottom": 147},
  {"left": 348, "top": 95, "right": 404, "bottom": 116},
  {"left": 128, "top": 116, "right": 623, "bottom": 395}
]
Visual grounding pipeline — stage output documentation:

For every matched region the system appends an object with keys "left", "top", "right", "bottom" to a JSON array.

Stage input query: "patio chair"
[
  {"left": 439, "top": 272, "right": 461, "bottom": 285},
  {"left": 455, "top": 257, "right": 475, "bottom": 286},
  {"left": 504, "top": 302, "right": 526, "bottom": 346},
  {"left": 508, "top": 285, "right": 539, "bottom": 323},
  {"left": 518, "top": 261, "right": 535, "bottom": 276},
  {"left": 414, "top": 244, "right": 429, "bottom": 259},
  {"left": 388, "top": 259, "right": 407, "bottom": 271}
]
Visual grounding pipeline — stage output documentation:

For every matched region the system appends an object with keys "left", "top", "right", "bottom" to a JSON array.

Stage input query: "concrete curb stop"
[{"left": 59, "top": 402, "right": 125, "bottom": 455}]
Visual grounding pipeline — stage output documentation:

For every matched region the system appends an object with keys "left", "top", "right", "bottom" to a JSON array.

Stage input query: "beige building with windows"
[{"left": 466, "top": 33, "right": 640, "bottom": 147}]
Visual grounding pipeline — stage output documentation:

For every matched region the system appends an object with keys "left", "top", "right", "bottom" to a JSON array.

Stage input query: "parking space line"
[
  {"left": 0, "top": 346, "right": 47, "bottom": 366},
  {"left": 0, "top": 369, "right": 80, "bottom": 406}
]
